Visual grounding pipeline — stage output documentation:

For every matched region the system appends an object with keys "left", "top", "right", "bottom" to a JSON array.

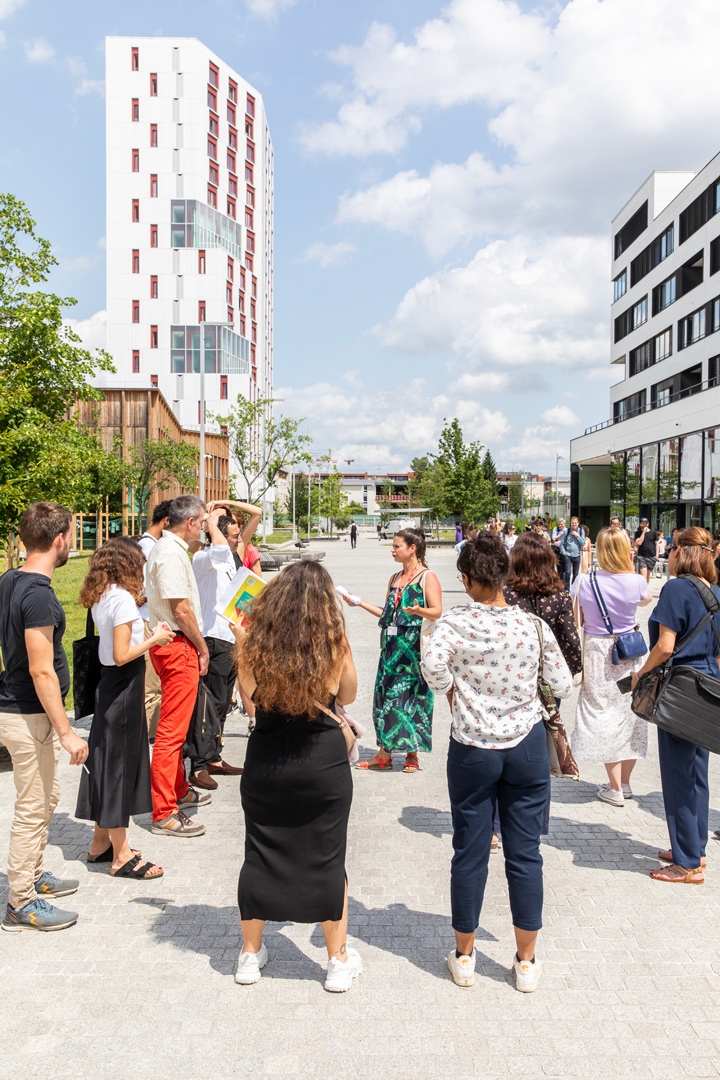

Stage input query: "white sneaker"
[
  {"left": 234, "top": 943, "right": 268, "bottom": 984},
  {"left": 513, "top": 953, "right": 542, "bottom": 993},
  {"left": 447, "top": 949, "right": 476, "bottom": 987},
  {"left": 598, "top": 782, "right": 633, "bottom": 799},
  {"left": 597, "top": 785, "right": 624, "bottom": 807},
  {"left": 324, "top": 947, "right": 362, "bottom": 992}
]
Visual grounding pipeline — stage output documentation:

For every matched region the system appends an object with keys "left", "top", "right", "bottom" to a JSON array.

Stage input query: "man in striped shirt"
[{"left": 146, "top": 495, "right": 210, "bottom": 838}]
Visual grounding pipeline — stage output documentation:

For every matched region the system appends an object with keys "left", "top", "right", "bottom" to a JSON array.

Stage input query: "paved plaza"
[{"left": 1, "top": 534, "right": 720, "bottom": 1080}]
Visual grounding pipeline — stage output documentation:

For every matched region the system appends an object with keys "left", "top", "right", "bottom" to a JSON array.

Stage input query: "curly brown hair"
[
  {"left": 236, "top": 560, "right": 348, "bottom": 718},
  {"left": 79, "top": 538, "right": 146, "bottom": 609},
  {"left": 505, "top": 532, "right": 564, "bottom": 596}
]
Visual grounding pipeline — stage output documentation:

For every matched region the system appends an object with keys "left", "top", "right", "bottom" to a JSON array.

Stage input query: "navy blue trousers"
[
  {"left": 657, "top": 728, "right": 709, "bottom": 868},
  {"left": 447, "top": 721, "right": 550, "bottom": 934}
]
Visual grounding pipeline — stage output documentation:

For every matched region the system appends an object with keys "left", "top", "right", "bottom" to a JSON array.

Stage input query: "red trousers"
[{"left": 149, "top": 636, "right": 199, "bottom": 821}]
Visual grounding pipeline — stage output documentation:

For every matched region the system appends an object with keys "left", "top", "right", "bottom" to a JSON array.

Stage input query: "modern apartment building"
[
  {"left": 102, "top": 36, "right": 273, "bottom": 468},
  {"left": 571, "top": 157, "right": 720, "bottom": 538}
]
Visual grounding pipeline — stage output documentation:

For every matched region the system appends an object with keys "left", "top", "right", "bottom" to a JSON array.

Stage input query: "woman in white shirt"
[
  {"left": 76, "top": 538, "right": 172, "bottom": 879},
  {"left": 421, "top": 533, "right": 572, "bottom": 994}
]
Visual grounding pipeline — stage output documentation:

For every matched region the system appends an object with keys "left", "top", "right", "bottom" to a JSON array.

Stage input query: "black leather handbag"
[
  {"left": 183, "top": 677, "right": 222, "bottom": 763},
  {"left": 72, "top": 609, "right": 102, "bottom": 720},
  {"left": 631, "top": 575, "right": 720, "bottom": 754}
]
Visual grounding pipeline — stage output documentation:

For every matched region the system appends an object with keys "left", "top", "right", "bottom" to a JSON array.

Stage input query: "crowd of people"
[{"left": 0, "top": 500, "right": 718, "bottom": 997}]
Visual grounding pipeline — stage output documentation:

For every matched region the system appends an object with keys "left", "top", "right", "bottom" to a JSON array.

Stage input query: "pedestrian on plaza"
[
  {"left": 551, "top": 519, "right": 566, "bottom": 543},
  {"left": 350, "top": 520, "right": 358, "bottom": 549},
  {"left": 610, "top": 516, "right": 631, "bottom": 539},
  {"left": 421, "top": 532, "right": 572, "bottom": 992},
  {"left": 137, "top": 500, "right": 172, "bottom": 737},
  {"left": 559, "top": 517, "right": 586, "bottom": 587},
  {"left": 217, "top": 499, "right": 263, "bottom": 575},
  {"left": 189, "top": 506, "right": 248, "bottom": 789},
  {"left": 633, "top": 518, "right": 660, "bottom": 583},
  {"left": 234, "top": 561, "right": 361, "bottom": 992},
  {"left": 76, "top": 538, "right": 170, "bottom": 879},
  {"left": 570, "top": 527, "right": 652, "bottom": 805},
  {"left": 145, "top": 495, "right": 211, "bottom": 837},
  {"left": 343, "top": 528, "right": 442, "bottom": 772},
  {"left": 0, "top": 502, "right": 88, "bottom": 933},
  {"left": 579, "top": 524, "right": 592, "bottom": 575},
  {"left": 633, "top": 527, "right": 720, "bottom": 884},
  {"left": 501, "top": 521, "right": 517, "bottom": 554},
  {"left": 455, "top": 523, "right": 463, "bottom": 544}
]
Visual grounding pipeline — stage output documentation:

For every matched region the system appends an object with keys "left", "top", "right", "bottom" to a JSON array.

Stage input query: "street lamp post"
[
  {"left": 555, "top": 451, "right": 564, "bottom": 522},
  {"left": 199, "top": 321, "right": 233, "bottom": 503}
]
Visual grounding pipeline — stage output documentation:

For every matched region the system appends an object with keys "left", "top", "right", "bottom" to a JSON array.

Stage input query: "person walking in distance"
[
  {"left": 633, "top": 517, "right": 660, "bottom": 583},
  {"left": 145, "top": 495, "right": 210, "bottom": 837},
  {"left": 137, "top": 500, "right": 171, "bottom": 738},
  {"left": 189, "top": 506, "right": 247, "bottom": 789},
  {"left": 350, "top": 520, "right": 358, "bottom": 549},
  {"left": 559, "top": 517, "right": 586, "bottom": 587},
  {"left": 0, "top": 503, "right": 88, "bottom": 932}
]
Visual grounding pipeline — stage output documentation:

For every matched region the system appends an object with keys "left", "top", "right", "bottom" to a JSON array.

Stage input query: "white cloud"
[
  {"left": 0, "top": 30, "right": 5, "bottom": 47},
  {"left": 64, "top": 310, "right": 107, "bottom": 351},
  {"left": 0, "top": 0, "right": 25, "bottom": 17},
  {"left": 541, "top": 405, "right": 579, "bottom": 427},
  {"left": 246, "top": 0, "right": 296, "bottom": 19},
  {"left": 24, "top": 37, "right": 55, "bottom": 63},
  {"left": 507, "top": 425, "right": 569, "bottom": 468},
  {"left": 75, "top": 78, "right": 105, "bottom": 97},
  {"left": 301, "top": 241, "right": 357, "bottom": 268}
]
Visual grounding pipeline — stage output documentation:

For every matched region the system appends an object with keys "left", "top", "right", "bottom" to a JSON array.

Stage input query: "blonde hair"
[{"left": 596, "top": 527, "right": 633, "bottom": 574}]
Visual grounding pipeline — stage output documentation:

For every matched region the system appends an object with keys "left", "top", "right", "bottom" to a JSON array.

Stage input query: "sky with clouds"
[{"left": 2, "top": 0, "right": 720, "bottom": 474}]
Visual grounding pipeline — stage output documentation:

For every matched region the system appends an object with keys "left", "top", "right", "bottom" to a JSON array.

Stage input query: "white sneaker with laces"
[
  {"left": 234, "top": 943, "right": 268, "bottom": 984},
  {"left": 599, "top": 782, "right": 632, "bottom": 799},
  {"left": 447, "top": 949, "right": 476, "bottom": 987},
  {"left": 513, "top": 953, "right": 542, "bottom": 993},
  {"left": 324, "top": 947, "right": 362, "bottom": 992},
  {"left": 597, "top": 785, "right": 624, "bottom": 807}
]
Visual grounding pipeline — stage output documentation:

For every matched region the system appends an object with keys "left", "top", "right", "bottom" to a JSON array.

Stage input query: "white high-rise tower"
[{"left": 103, "top": 36, "right": 274, "bottom": 462}]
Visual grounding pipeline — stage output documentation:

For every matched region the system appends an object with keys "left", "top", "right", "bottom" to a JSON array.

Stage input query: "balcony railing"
[{"left": 584, "top": 376, "right": 717, "bottom": 434}]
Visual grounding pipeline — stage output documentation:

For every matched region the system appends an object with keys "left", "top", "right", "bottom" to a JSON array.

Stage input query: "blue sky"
[{"left": 2, "top": 0, "right": 720, "bottom": 473}]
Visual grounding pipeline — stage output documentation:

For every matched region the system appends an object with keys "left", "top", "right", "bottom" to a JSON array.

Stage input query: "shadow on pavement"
[{"left": 399, "top": 804, "right": 453, "bottom": 837}]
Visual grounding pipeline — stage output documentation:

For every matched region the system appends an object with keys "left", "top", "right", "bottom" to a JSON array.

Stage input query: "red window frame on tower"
[
  {"left": 151, "top": 374, "right": 158, "bottom": 388},
  {"left": 220, "top": 376, "right": 228, "bottom": 400},
  {"left": 198, "top": 250, "right": 206, "bottom": 274},
  {"left": 208, "top": 89, "right": 217, "bottom": 111},
  {"left": 227, "top": 306, "right": 234, "bottom": 325},
  {"left": 207, "top": 186, "right": 217, "bottom": 208},
  {"left": 251, "top": 276, "right": 257, "bottom": 297},
  {"left": 226, "top": 283, "right": 232, "bottom": 304},
  {"left": 239, "top": 267, "right": 246, "bottom": 290},
  {"left": 227, "top": 197, "right": 236, "bottom": 220},
  {"left": 245, "top": 164, "right": 253, "bottom": 184},
  {"left": 246, "top": 94, "right": 255, "bottom": 117},
  {"left": 132, "top": 199, "right": 139, "bottom": 222},
  {"left": 150, "top": 325, "right": 158, "bottom": 348},
  {"left": 228, "top": 78, "right": 237, "bottom": 103},
  {"left": 132, "top": 349, "right": 140, "bottom": 373},
  {"left": 245, "top": 253, "right": 253, "bottom": 271},
  {"left": 208, "top": 136, "right": 217, "bottom": 160},
  {"left": 246, "top": 186, "right": 255, "bottom": 207},
  {"left": 229, "top": 177, "right": 237, "bottom": 197},
  {"left": 227, "top": 150, "right": 236, "bottom": 173},
  {"left": 150, "top": 275, "right": 158, "bottom": 299},
  {"left": 131, "top": 47, "right": 139, "bottom": 70},
  {"left": 246, "top": 232, "right": 254, "bottom": 253},
  {"left": 227, "top": 257, "right": 234, "bottom": 281},
  {"left": 209, "top": 164, "right": 219, "bottom": 186},
  {"left": 132, "top": 98, "right": 139, "bottom": 121},
  {"left": 150, "top": 174, "right": 158, "bottom": 197},
  {"left": 228, "top": 104, "right": 236, "bottom": 126},
  {"left": 245, "top": 117, "right": 254, "bottom": 140},
  {"left": 209, "top": 62, "right": 219, "bottom": 88},
  {"left": 228, "top": 128, "right": 237, "bottom": 150},
  {"left": 151, "top": 224, "right": 158, "bottom": 247},
  {"left": 245, "top": 208, "right": 253, "bottom": 228},
  {"left": 198, "top": 301, "right": 206, "bottom": 322},
  {"left": 239, "top": 316, "right": 246, "bottom": 336},
  {"left": 132, "top": 149, "right": 139, "bottom": 172},
  {"left": 132, "top": 301, "right": 140, "bottom": 323},
  {"left": 238, "top": 293, "right": 244, "bottom": 313},
  {"left": 150, "top": 123, "right": 158, "bottom": 147},
  {"left": 150, "top": 73, "right": 157, "bottom": 96},
  {"left": 132, "top": 249, "right": 139, "bottom": 273},
  {"left": 246, "top": 141, "right": 254, "bottom": 163}
]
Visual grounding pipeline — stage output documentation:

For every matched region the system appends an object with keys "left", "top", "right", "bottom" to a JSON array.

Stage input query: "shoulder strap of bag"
[
  {"left": 588, "top": 571, "right": 614, "bottom": 635},
  {"left": 673, "top": 575, "right": 720, "bottom": 656},
  {"left": 85, "top": 608, "right": 96, "bottom": 639}
]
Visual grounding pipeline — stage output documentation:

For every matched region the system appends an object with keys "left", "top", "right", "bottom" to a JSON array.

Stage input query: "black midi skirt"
[
  {"left": 75, "top": 656, "right": 152, "bottom": 829},
  {"left": 238, "top": 705, "right": 353, "bottom": 923}
]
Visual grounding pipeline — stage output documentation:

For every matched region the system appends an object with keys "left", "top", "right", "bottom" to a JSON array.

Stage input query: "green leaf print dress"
[{"left": 372, "top": 571, "right": 433, "bottom": 753}]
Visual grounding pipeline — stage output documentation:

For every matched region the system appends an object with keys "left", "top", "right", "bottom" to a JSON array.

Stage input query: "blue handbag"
[{"left": 588, "top": 571, "right": 647, "bottom": 666}]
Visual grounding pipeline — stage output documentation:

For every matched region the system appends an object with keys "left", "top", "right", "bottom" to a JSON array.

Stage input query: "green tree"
[
  {"left": 317, "top": 468, "right": 348, "bottom": 536},
  {"left": 0, "top": 194, "right": 114, "bottom": 555},
  {"left": 410, "top": 455, "right": 430, "bottom": 481},
  {"left": 434, "top": 418, "right": 500, "bottom": 523},
  {"left": 213, "top": 395, "right": 312, "bottom": 503},
  {"left": 505, "top": 472, "right": 524, "bottom": 517},
  {"left": 280, "top": 472, "right": 319, "bottom": 533},
  {"left": 125, "top": 431, "right": 199, "bottom": 515},
  {"left": 408, "top": 459, "right": 448, "bottom": 534},
  {"left": 481, "top": 449, "right": 499, "bottom": 493}
]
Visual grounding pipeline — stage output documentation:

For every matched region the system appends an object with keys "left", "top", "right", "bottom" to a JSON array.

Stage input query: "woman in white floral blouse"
[{"left": 421, "top": 532, "right": 572, "bottom": 994}]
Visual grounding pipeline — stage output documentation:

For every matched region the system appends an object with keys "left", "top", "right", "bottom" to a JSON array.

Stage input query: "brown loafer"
[
  {"left": 207, "top": 760, "right": 244, "bottom": 776},
  {"left": 188, "top": 769, "right": 218, "bottom": 790}
]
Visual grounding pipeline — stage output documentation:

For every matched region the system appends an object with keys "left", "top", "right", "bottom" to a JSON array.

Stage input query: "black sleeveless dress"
[{"left": 238, "top": 701, "right": 352, "bottom": 923}]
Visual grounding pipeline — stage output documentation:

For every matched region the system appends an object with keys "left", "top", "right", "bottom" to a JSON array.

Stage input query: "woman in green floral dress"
[{"left": 342, "top": 529, "right": 442, "bottom": 772}]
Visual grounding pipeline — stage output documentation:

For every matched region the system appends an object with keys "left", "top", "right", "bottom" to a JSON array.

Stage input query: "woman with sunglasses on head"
[
  {"left": 76, "top": 538, "right": 172, "bottom": 879},
  {"left": 632, "top": 527, "right": 720, "bottom": 885},
  {"left": 342, "top": 528, "right": 442, "bottom": 772}
]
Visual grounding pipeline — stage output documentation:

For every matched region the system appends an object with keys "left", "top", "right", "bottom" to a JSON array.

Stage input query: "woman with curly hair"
[
  {"left": 233, "top": 560, "right": 361, "bottom": 992},
  {"left": 76, "top": 538, "right": 172, "bottom": 879}
]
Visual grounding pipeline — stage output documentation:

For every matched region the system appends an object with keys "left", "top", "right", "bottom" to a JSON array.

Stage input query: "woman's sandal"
[
  {"left": 87, "top": 846, "right": 113, "bottom": 863},
  {"left": 659, "top": 849, "right": 707, "bottom": 868},
  {"left": 403, "top": 753, "right": 420, "bottom": 773},
  {"left": 110, "top": 854, "right": 164, "bottom": 879},
  {"left": 650, "top": 863, "right": 704, "bottom": 884},
  {"left": 355, "top": 754, "right": 393, "bottom": 771}
]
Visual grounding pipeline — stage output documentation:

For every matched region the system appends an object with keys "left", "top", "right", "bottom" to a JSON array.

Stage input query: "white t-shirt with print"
[{"left": 92, "top": 585, "right": 143, "bottom": 666}]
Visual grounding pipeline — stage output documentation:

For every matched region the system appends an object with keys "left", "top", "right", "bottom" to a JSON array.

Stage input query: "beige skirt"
[{"left": 571, "top": 635, "right": 647, "bottom": 763}]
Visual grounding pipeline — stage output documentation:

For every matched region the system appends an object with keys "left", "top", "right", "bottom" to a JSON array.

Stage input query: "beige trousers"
[
  {"left": 144, "top": 620, "right": 162, "bottom": 738},
  {"left": 0, "top": 710, "right": 60, "bottom": 909}
]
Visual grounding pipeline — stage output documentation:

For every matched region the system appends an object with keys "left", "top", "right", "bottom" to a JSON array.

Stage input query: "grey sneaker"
[
  {"left": 2, "top": 898, "right": 78, "bottom": 933},
  {"left": 151, "top": 809, "right": 206, "bottom": 836},
  {"left": 178, "top": 787, "right": 212, "bottom": 808},
  {"left": 34, "top": 871, "right": 80, "bottom": 898}
]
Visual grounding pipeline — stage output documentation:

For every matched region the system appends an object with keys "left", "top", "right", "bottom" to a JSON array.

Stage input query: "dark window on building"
[
  {"left": 651, "top": 364, "right": 702, "bottom": 408},
  {"left": 628, "top": 327, "right": 673, "bottom": 376},
  {"left": 614, "top": 201, "right": 648, "bottom": 259},
  {"left": 652, "top": 250, "right": 703, "bottom": 315},
  {"left": 613, "top": 389, "right": 647, "bottom": 422},
  {"left": 614, "top": 296, "right": 648, "bottom": 342},
  {"left": 630, "top": 224, "right": 674, "bottom": 286},
  {"left": 709, "top": 355, "right": 720, "bottom": 388},
  {"left": 679, "top": 180, "right": 720, "bottom": 243},
  {"left": 711, "top": 235, "right": 720, "bottom": 276}
]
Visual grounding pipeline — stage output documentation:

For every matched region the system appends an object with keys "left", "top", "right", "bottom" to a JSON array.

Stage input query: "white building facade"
[
  {"left": 103, "top": 36, "right": 273, "bottom": 454},
  {"left": 571, "top": 159, "right": 720, "bottom": 539}
]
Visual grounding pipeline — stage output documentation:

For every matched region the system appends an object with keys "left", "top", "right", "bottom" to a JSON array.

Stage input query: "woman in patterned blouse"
[{"left": 421, "top": 532, "right": 572, "bottom": 994}]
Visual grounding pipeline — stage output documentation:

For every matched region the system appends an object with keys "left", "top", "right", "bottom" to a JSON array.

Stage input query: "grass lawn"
[{"left": 53, "top": 554, "right": 93, "bottom": 699}]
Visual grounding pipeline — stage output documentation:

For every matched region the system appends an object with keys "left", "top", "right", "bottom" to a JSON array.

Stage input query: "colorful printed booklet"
[{"left": 215, "top": 566, "right": 265, "bottom": 627}]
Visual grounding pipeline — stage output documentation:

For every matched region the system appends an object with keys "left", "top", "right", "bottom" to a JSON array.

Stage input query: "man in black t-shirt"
[
  {"left": 350, "top": 520, "right": 358, "bottom": 549},
  {"left": 0, "top": 502, "right": 88, "bottom": 933},
  {"left": 633, "top": 517, "right": 660, "bottom": 583}
]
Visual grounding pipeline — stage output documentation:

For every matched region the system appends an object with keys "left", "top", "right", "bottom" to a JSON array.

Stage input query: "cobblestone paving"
[{"left": 1, "top": 535, "right": 719, "bottom": 1080}]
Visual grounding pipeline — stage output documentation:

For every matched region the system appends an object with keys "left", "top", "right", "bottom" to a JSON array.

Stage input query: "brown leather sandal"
[
  {"left": 658, "top": 849, "right": 706, "bottom": 868},
  {"left": 650, "top": 863, "right": 704, "bottom": 884}
]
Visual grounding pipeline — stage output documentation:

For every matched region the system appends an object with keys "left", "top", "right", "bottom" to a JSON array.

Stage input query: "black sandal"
[
  {"left": 110, "top": 854, "right": 163, "bottom": 879},
  {"left": 87, "top": 846, "right": 113, "bottom": 863}
]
